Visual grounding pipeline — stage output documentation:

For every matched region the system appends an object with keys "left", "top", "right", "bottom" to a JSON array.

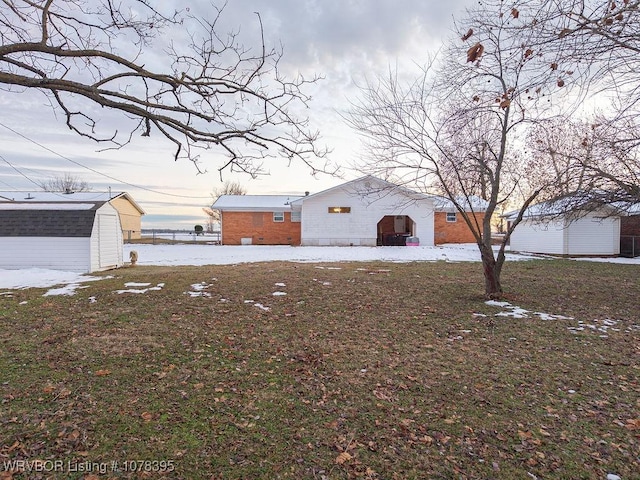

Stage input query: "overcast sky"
[{"left": 0, "top": 0, "right": 474, "bottom": 229}]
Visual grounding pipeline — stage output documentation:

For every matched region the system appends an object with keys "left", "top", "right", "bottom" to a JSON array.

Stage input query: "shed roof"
[
  {"left": 0, "top": 202, "right": 104, "bottom": 237},
  {"left": 0, "top": 191, "right": 145, "bottom": 214},
  {"left": 212, "top": 195, "right": 302, "bottom": 211}
]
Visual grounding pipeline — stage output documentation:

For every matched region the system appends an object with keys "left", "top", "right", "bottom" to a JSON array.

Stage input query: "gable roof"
[
  {"left": 289, "top": 175, "right": 434, "bottom": 206},
  {"left": 0, "top": 202, "right": 105, "bottom": 237},
  {"left": 0, "top": 191, "right": 145, "bottom": 214},
  {"left": 212, "top": 195, "right": 302, "bottom": 211}
]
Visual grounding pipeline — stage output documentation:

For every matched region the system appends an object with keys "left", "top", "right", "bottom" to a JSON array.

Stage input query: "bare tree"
[
  {"left": 203, "top": 179, "right": 247, "bottom": 229},
  {"left": 212, "top": 180, "right": 247, "bottom": 198},
  {"left": 529, "top": 117, "right": 640, "bottom": 210},
  {"left": 347, "top": 0, "right": 576, "bottom": 298},
  {"left": 525, "top": 0, "right": 640, "bottom": 210},
  {"left": 0, "top": 1, "right": 329, "bottom": 176},
  {"left": 40, "top": 172, "right": 90, "bottom": 193},
  {"left": 533, "top": 0, "right": 640, "bottom": 113}
]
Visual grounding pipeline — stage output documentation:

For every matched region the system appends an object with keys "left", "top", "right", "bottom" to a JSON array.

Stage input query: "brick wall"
[
  {"left": 621, "top": 215, "right": 640, "bottom": 236},
  {"left": 434, "top": 211, "right": 483, "bottom": 244},
  {"left": 221, "top": 211, "right": 301, "bottom": 245}
]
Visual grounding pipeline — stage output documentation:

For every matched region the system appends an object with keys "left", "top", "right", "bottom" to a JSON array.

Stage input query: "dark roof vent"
[{"left": 25, "top": 193, "right": 34, "bottom": 200}]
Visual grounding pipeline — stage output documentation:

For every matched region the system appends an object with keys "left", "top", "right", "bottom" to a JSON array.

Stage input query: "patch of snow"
[
  {"left": 44, "top": 284, "right": 89, "bottom": 297},
  {"left": 124, "top": 282, "right": 151, "bottom": 287},
  {"left": 272, "top": 291, "right": 287, "bottom": 296},
  {"left": 274, "top": 282, "right": 286, "bottom": 287},
  {"left": 485, "top": 301, "right": 574, "bottom": 322},
  {"left": 254, "top": 303, "right": 270, "bottom": 311},
  {"left": 485, "top": 300, "right": 511, "bottom": 308},
  {"left": 0, "top": 268, "right": 109, "bottom": 290},
  {"left": 116, "top": 283, "right": 164, "bottom": 294}
]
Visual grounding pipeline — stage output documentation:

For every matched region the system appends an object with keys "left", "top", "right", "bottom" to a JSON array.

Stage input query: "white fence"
[{"left": 139, "top": 231, "right": 221, "bottom": 244}]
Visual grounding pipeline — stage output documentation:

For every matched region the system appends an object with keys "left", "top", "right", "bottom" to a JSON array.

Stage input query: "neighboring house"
[
  {"left": 620, "top": 203, "right": 640, "bottom": 257},
  {"left": 211, "top": 176, "right": 461, "bottom": 247},
  {"left": 0, "top": 191, "right": 145, "bottom": 240},
  {"left": 211, "top": 177, "right": 502, "bottom": 247},
  {"left": 212, "top": 195, "right": 303, "bottom": 245},
  {"left": 433, "top": 195, "right": 488, "bottom": 245},
  {"left": 504, "top": 201, "right": 621, "bottom": 256},
  {"left": 290, "top": 176, "right": 434, "bottom": 246},
  {"left": 107, "top": 193, "right": 145, "bottom": 240},
  {"left": 0, "top": 200, "right": 124, "bottom": 273}
]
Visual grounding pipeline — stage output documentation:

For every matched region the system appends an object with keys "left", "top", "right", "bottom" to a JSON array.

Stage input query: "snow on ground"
[
  {"left": 0, "top": 243, "right": 637, "bottom": 292},
  {"left": 123, "top": 243, "right": 522, "bottom": 267}
]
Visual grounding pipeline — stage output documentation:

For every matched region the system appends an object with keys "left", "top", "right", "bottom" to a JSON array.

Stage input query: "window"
[
  {"left": 328, "top": 207, "right": 351, "bottom": 214},
  {"left": 291, "top": 211, "right": 301, "bottom": 222},
  {"left": 273, "top": 212, "right": 284, "bottom": 222},
  {"left": 446, "top": 212, "right": 457, "bottom": 222}
]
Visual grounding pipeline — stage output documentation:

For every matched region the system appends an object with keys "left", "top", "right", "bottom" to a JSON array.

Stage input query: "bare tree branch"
[{"left": 0, "top": 0, "right": 330, "bottom": 176}]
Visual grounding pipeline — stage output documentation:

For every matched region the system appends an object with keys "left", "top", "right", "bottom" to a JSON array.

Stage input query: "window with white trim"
[
  {"left": 291, "top": 211, "right": 301, "bottom": 222},
  {"left": 273, "top": 212, "right": 285, "bottom": 222},
  {"left": 446, "top": 212, "right": 457, "bottom": 222}
]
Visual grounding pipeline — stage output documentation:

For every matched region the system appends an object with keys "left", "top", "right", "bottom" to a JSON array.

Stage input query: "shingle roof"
[
  {"left": 212, "top": 195, "right": 301, "bottom": 211},
  {"left": 0, "top": 203, "right": 103, "bottom": 237}
]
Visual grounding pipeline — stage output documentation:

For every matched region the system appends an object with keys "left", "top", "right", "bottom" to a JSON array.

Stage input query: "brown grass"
[{"left": 0, "top": 260, "right": 638, "bottom": 479}]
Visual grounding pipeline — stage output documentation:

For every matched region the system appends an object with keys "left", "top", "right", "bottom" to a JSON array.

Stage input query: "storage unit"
[
  {"left": 506, "top": 204, "right": 621, "bottom": 256},
  {"left": 0, "top": 201, "right": 124, "bottom": 273}
]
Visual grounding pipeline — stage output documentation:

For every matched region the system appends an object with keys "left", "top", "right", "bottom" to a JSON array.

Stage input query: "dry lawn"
[{"left": 0, "top": 260, "right": 638, "bottom": 479}]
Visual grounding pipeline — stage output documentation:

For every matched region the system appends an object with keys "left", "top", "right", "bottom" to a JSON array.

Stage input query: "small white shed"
[
  {"left": 506, "top": 204, "right": 621, "bottom": 256},
  {"left": 0, "top": 201, "right": 124, "bottom": 273},
  {"left": 290, "top": 176, "right": 435, "bottom": 246}
]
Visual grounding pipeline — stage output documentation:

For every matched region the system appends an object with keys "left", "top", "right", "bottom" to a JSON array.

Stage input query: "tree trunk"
[{"left": 479, "top": 243, "right": 503, "bottom": 299}]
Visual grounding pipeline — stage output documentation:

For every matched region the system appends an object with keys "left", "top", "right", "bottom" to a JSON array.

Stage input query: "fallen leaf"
[
  {"left": 624, "top": 418, "right": 640, "bottom": 430},
  {"left": 141, "top": 411, "right": 153, "bottom": 422},
  {"left": 95, "top": 369, "right": 111, "bottom": 376},
  {"left": 335, "top": 451, "right": 352, "bottom": 465}
]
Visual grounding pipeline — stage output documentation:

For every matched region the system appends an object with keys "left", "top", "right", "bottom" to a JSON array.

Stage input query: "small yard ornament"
[{"left": 129, "top": 250, "right": 138, "bottom": 266}]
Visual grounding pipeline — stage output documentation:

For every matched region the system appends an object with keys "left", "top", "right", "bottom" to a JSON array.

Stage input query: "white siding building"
[
  {"left": 0, "top": 201, "right": 124, "bottom": 273},
  {"left": 507, "top": 207, "right": 621, "bottom": 256},
  {"left": 290, "top": 176, "right": 435, "bottom": 246}
]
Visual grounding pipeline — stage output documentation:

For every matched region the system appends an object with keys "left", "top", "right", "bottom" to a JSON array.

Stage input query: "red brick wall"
[
  {"left": 621, "top": 215, "right": 640, "bottom": 236},
  {"left": 434, "top": 212, "right": 484, "bottom": 244},
  {"left": 221, "top": 211, "right": 301, "bottom": 245}
]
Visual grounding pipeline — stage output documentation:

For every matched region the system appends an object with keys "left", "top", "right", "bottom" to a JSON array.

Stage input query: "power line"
[
  {"left": 0, "top": 121, "right": 211, "bottom": 200},
  {"left": 0, "top": 155, "right": 45, "bottom": 189}
]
